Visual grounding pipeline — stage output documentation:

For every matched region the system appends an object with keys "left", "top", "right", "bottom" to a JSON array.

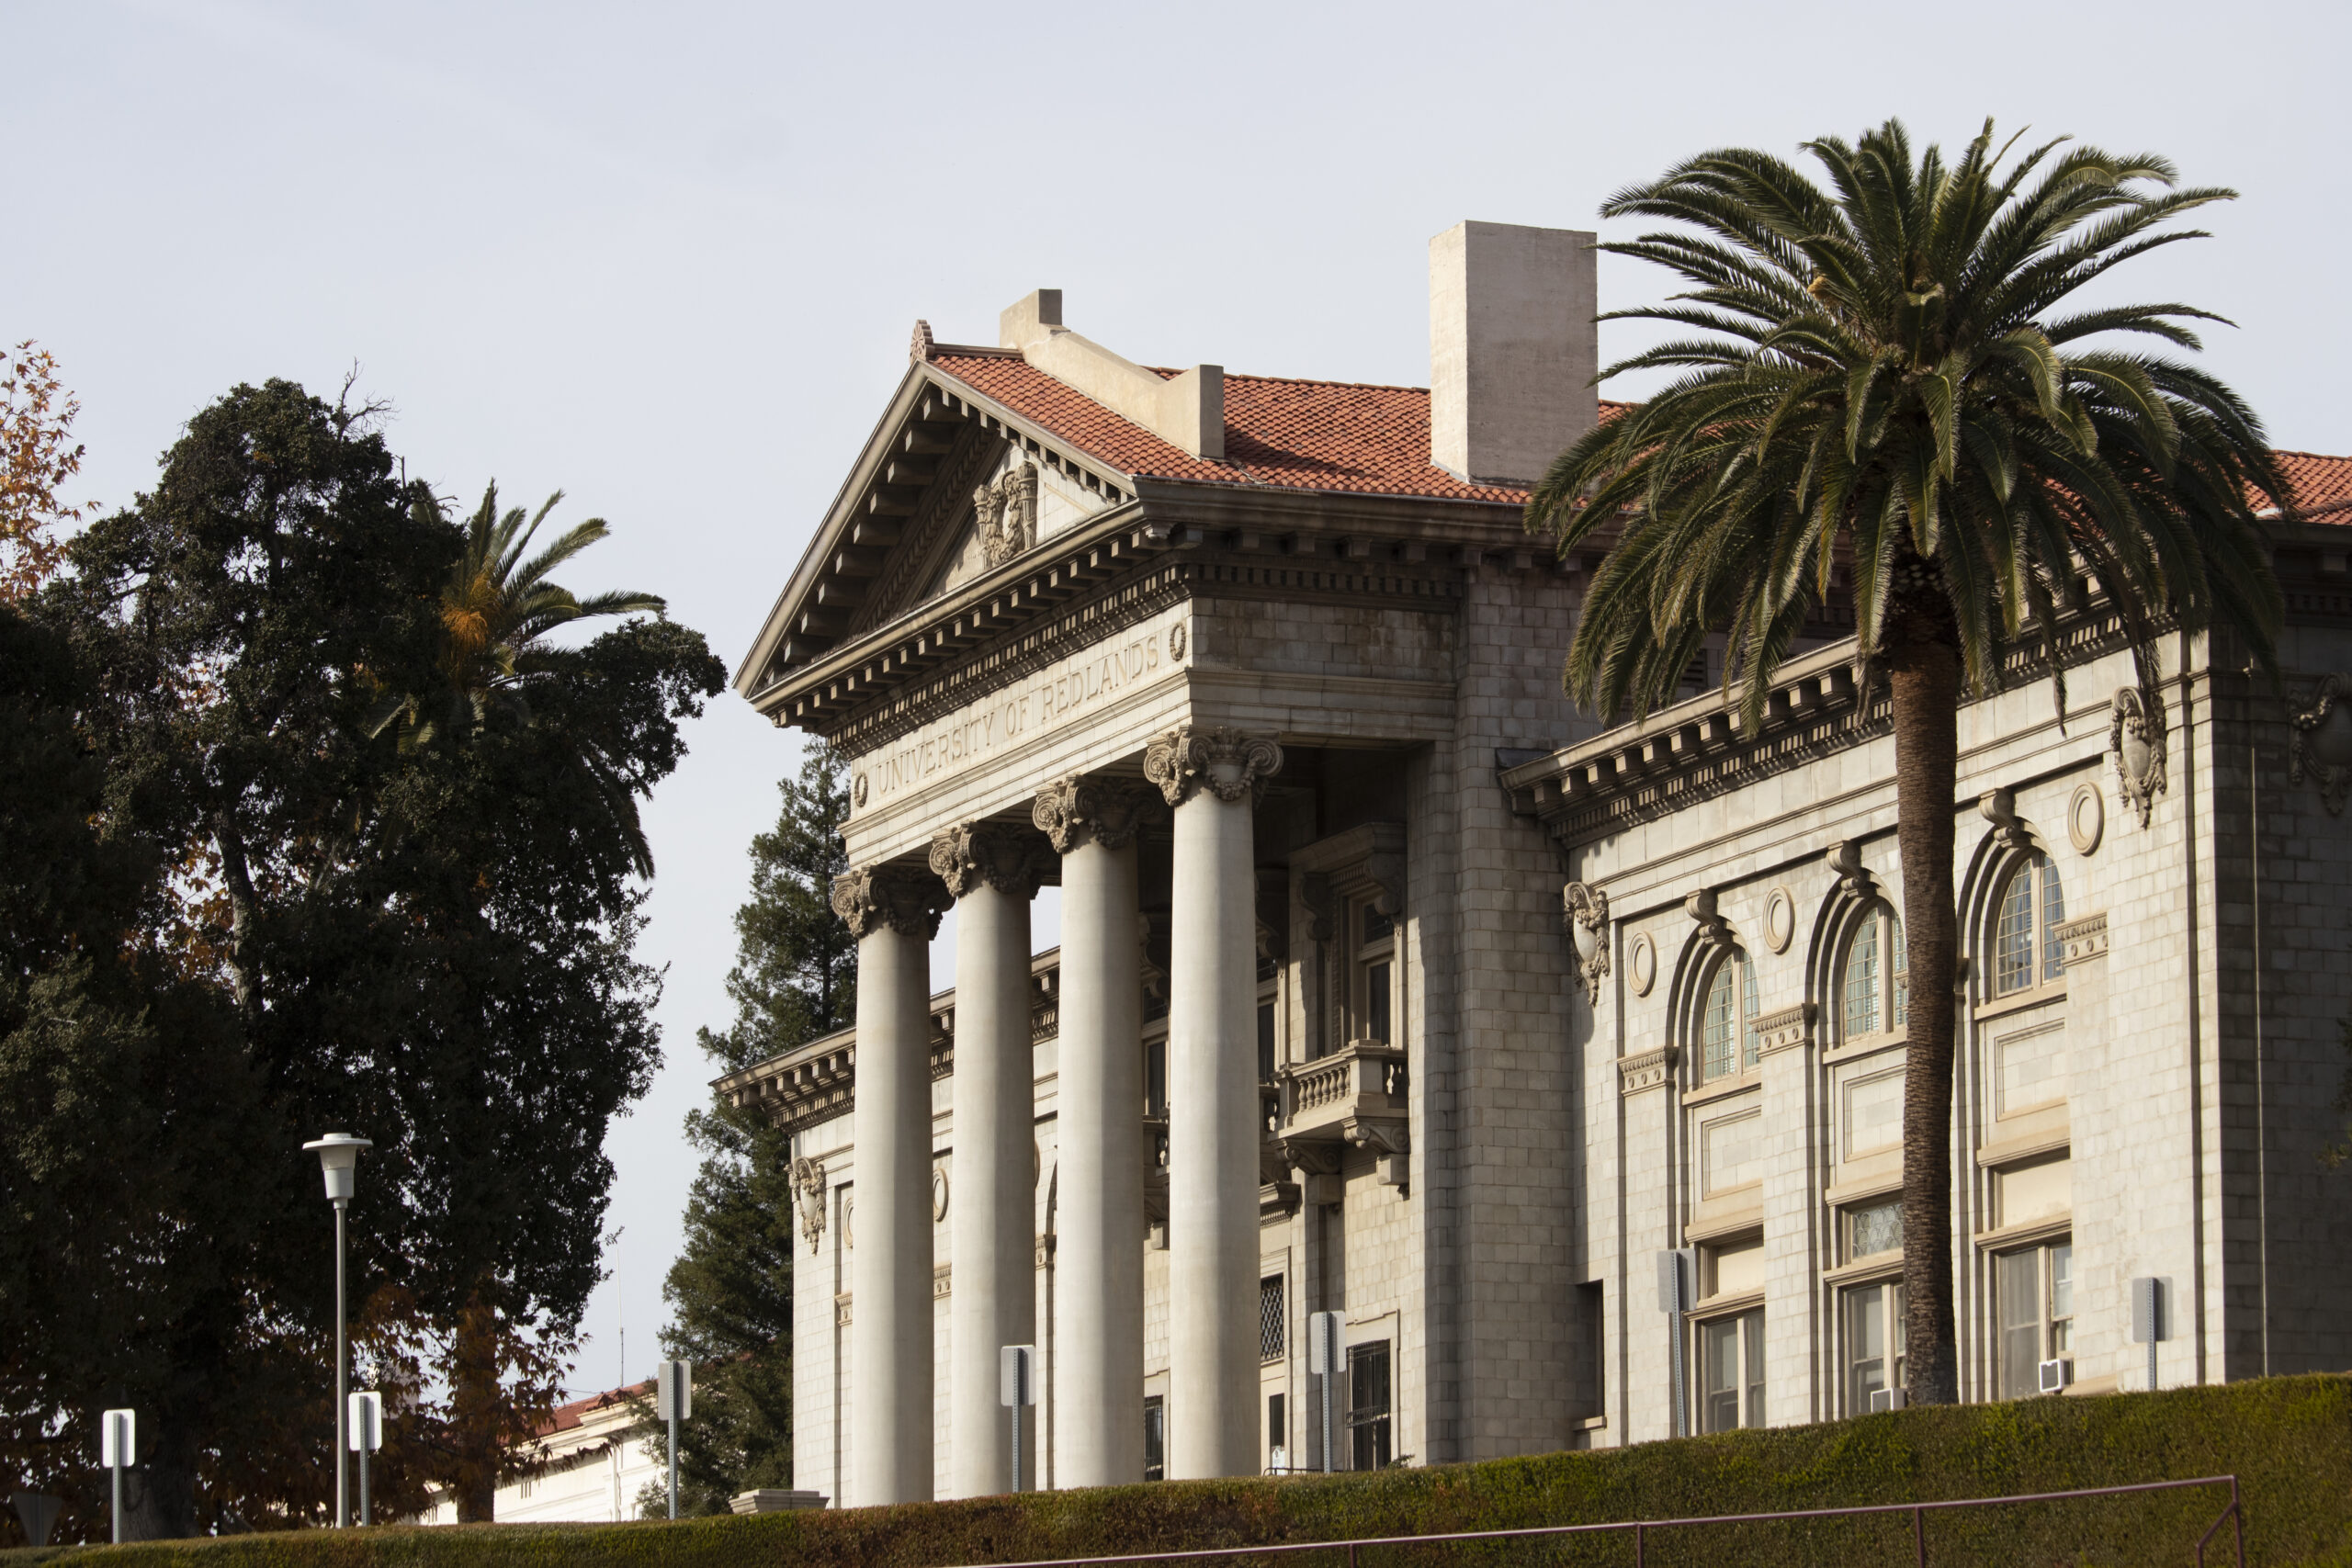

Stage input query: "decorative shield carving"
[
  {"left": 1561, "top": 882, "right": 1611, "bottom": 1003},
  {"left": 792, "top": 1156, "right": 828, "bottom": 1254},
  {"left": 2290, "top": 673, "right": 2352, "bottom": 816},
  {"left": 2109, "top": 685, "right": 2167, "bottom": 827}
]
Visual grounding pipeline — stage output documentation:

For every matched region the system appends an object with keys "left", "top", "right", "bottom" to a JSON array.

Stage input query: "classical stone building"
[{"left": 726, "top": 221, "right": 2352, "bottom": 1506}]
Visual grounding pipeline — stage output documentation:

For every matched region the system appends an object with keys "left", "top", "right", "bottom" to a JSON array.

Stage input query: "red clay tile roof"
[
  {"left": 928, "top": 348, "right": 1630, "bottom": 504},
  {"left": 928, "top": 346, "right": 2352, "bottom": 520},
  {"left": 536, "top": 1377, "right": 652, "bottom": 1437},
  {"left": 2272, "top": 449, "right": 2352, "bottom": 516}
]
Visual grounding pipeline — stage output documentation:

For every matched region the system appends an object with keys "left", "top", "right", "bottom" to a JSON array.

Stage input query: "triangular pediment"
[{"left": 735, "top": 359, "right": 1136, "bottom": 697}]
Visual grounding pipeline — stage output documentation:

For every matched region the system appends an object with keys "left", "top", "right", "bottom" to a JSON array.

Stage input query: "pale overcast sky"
[{"left": 11, "top": 0, "right": 2347, "bottom": 1397}]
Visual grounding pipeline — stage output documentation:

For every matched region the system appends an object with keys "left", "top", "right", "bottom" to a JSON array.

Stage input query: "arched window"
[
  {"left": 1697, "top": 951, "right": 1759, "bottom": 1083},
  {"left": 1992, "top": 853, "right": 2067, "bottom": 998},
  {"left": 1839, "top": 904, "right": 1907, "bottom": 1043}
]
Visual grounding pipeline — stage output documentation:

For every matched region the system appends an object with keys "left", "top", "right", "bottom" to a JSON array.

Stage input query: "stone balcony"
[{"left": 1277, "top": 1040, "right": 1409, "bottom": 1188}]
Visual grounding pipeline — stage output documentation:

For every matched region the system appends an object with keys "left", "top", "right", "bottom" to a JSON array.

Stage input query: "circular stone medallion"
[
  {"left": 1168, "top": 623, "right": 1189, "bottom": 662},
  {"left": 932, "top": 1168, "right": 949, "bottom": 1222},
  {"left": 2069, "top": 782, "right": 2106, "bottom": 855},
  {"left": 853, "top": 773, "right": 870, "bottom": 809},
  {"left": 1763, "top": 886, "right": 1796, "bottom": 953},
  {"left": 1629, "top": 933, "right": 1657, "bottom": 996}
]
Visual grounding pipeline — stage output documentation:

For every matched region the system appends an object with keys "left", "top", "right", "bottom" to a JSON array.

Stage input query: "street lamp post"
[{"left": 304, "top": 1133, "right": 372, "bottom": 1529}]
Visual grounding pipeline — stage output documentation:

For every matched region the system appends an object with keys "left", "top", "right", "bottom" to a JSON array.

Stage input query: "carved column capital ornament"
[
  {"left": 928, "top": 820, "right": 1051, "bottom": 899},
  {"left": 1685, "top": 887, "right": 1731, "bottom": 951},
  {"left": 792, "top": 1156, "right": 828, "bottom": 1255},
  {"left": 1032, "top": 774, "right": 1160, "bottom": 854},
  {"left": 1562, "top": 882, "right": 1611, "bottom": 1003},
  {"left": 2109, "top": 685, "right": 2169, "bottom": 827},
  {"left": 1979, "top": 787, "right": 2032, "bottom": 852},
  {"left": 1143, "top": 724, "right": 1285, "bottom": 808},
  {"left": 831, "top": 863, "right": 949, "bottom": 940},
  {"left": 2290, "top": 673, "right": 2352, "bottom": 816}
]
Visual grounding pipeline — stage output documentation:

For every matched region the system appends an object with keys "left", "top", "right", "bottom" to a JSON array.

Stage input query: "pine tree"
[{"left": 644, "top": 745, "right": 854, "bottom": 1514}]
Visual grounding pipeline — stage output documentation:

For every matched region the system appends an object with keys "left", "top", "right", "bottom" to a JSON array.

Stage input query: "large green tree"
[
  {"left": 1, "top": 379, "right": 722, "bottom": 1537},
  {"left": 640, "top": 745, "right": 854, "bottom": 1515},
  {"left": 1528, "top": 120, "right": 2288, "bottom": 1404}
]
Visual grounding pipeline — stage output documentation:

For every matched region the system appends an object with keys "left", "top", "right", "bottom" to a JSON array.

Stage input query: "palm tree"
[
  {"left": 375, "top": 482, "right": 668, "bottom": 872},
  {"left": 1527, "top": 119, "right": 2290, "bottom": 1404}
]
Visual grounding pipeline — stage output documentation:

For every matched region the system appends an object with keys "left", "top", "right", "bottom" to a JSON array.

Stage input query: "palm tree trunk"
[{"left": 1889, "top": 637, "right": 1962, "bottom": 1405}]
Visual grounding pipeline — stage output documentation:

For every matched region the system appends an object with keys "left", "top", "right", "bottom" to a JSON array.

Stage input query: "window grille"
[
  {"left": 1347, "top": 1341, "right": 1393, "bottom": 1471},
  {"left": 1260, "top": 1275, "right": 1285, "bottom": 1361},
  {"left": 1844, "top": 916, "right": 1880, "bottom": 1037},
  {"left": 1995, "top": 864, "right": 2037, "bottom": 995}
]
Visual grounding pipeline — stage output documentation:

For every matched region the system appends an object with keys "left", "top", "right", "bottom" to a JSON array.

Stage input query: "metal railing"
[{"left": 952, "top": 1473, "right": 2244, "bottom": 1568}]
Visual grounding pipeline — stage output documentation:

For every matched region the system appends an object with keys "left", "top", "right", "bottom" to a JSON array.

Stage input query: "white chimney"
[{"left": 1429, "top": 220, "right": 1599, "bottom": 486}]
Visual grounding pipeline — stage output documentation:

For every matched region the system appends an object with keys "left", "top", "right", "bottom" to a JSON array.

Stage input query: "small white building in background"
[{"left": 413, "top": 1381, "right": 662, "bottom": 1525}]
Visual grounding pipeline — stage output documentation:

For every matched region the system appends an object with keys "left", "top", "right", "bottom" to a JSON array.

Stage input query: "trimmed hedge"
[{"left": 12, "top": 1374, "right": 2352, "bottom": 1568}]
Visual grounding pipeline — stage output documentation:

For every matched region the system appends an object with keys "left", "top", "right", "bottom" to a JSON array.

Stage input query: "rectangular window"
[
  {"left": 1996, "top": 1240, "right": 2075, "bottom": 1398},
  {"left": 1145, "top": 1037, "right": 1166, "bottom": 1117},
  {"left": 1260, "top": 1274, "right": 1285, "bottom": 1361},
  {"left": 1366, "top": 962, "right": 1393, "bottom": 1043},
  {"left": 1843, "top": 1282, "right": 1906, "bottom": 1413},
  {"left": 1347, "top": 1340, "right": 1392, "bottom": 1471},
  {"left": 1845, "top": 1200, "right": 1904, "bottom": 1262},
  {"left": 1698, "top": 1307, "right": 1765, "bottom": 1432},
  {"left": 1257, "top": 998, "right": 1277, "bottom": 1081},
  {"left": 1268, "top": 1393, "right": 1287, "bottom": 1472},
  {"left": 1143, "top": 1396, "right": 1165, "bottom": 1482}
]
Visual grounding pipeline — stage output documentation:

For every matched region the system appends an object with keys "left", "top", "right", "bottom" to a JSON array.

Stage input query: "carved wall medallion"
[
  {"left": 831, "top": 863, "right": 949, "bottom": 940},
  {"left": 852, "top": 772, "right": 870, "bottom": 808},
  {"left": 842, "top": 1197, "right": 854, "bottom": 1251},
  {"left": 1033, "top": 774, "right": 1159, "bottom": 854},
  {"left": 1562, "top": 882, "right": 1611, "bottom": 1003},
  {"left": 1143, "top": 724, "right": 1284, "bottom": 807},
  {"left": 932, "top": 1167, "right": 949, "bottom": 1223},
  {"left": 1685, "top": 887, "right": 1732, "bottom": 951},
  {"left": 2109, "top": 685, "right": 2167, "bottom": 827},
  {"left": 2068, "top": 783, "right": 2106, "bottom": 855},
  {"left": 2290, "top": 672, "right": 2352, "bottom": 816},
  {"left": 929, "top": 820, "right": 1051, "bottom": 899},
  {"left": 1628, "top": 933, "right": 1657, "bottom": 997},
  {"left": 974, "top": 462, "right": 1039, "bottom": 567},
  {"left": 1168, "top": 623, "right": 1188, "bottom": 662},
  {"left": 1762, "top": 886, "right": 1795, "bottom": 953},
  {"left": 791, "top": 1156, "right": 828, "bottom": 1254}
]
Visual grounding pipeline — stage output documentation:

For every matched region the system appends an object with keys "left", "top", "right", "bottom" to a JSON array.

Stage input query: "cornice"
[{"left": 1503, "top": 609, "right": 2142, "bottom": 852}]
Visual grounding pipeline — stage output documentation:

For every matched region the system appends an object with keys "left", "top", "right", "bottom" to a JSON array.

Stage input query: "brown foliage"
[{"left": 0, "top": 341, "right": 91, "bottom": 600}]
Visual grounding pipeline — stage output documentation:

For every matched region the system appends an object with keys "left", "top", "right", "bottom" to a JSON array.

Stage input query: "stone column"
[
  {"left": 1034, "top": 775, "right": 1159, "bottom": 1487},
  {"left": 1146, "top": 725, "right": 1284, "bottom": 1479},
  {"left": 931, "top": 821, "right": 1048, "bottom": 1497},
  {"left": 831, "top": 863, "right": 947, "bottom": 1506}
]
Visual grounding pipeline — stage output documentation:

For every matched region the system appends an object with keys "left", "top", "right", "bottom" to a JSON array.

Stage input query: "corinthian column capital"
[
  {"left": 1033, "top": 774, "right": 1161, "bottom": 854},
  {"left": 831, "top": 863, "right": 949, "bottom": 941},
  {"left": 927, "top": 820, "right": 1050, "bottom": 900},
  {"left": 1142, "top": 725, "right": 1284, "bottom": 809}
]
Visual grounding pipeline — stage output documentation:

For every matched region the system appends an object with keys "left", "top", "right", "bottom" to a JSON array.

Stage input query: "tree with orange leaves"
[{"left": 0, "top": 342, "right": 91, "bottom": 600}]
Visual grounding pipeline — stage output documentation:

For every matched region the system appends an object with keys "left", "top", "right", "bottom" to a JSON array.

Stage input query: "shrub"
[{"left": 11, "top": 1374, "right": 2350, "bottom": 1568}]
